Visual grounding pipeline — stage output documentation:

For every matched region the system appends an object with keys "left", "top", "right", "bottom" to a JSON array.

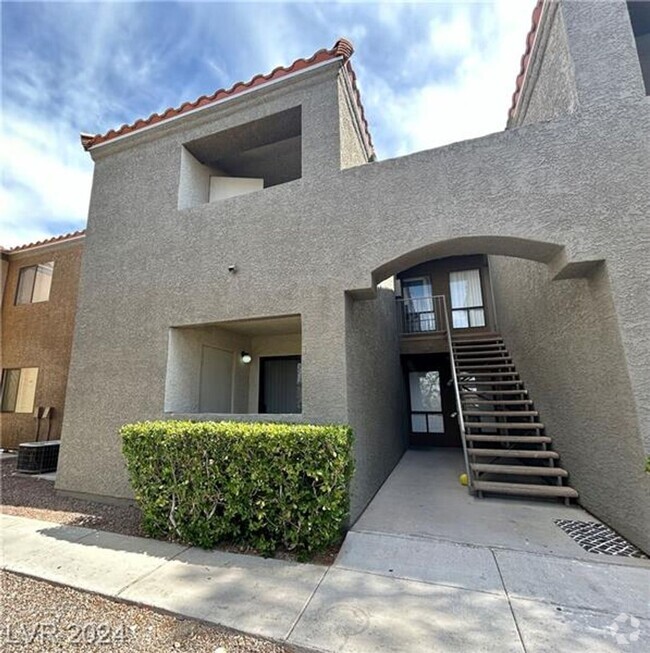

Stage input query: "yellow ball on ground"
[{"left": 459, "top": 473, "right": 468, "bottom": 486}]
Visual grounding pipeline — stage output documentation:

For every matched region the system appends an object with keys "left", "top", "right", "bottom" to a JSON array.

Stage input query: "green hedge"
[{"left": 121, "top": 420, "right": 354, "bottom": 556}]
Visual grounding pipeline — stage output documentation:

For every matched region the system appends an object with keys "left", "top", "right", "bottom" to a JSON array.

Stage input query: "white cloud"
[
  {"left": 0, "top": 112, "right": 92, "bottom": 247},
  {"left": 362, "top": 0, "right": 535, "bottom": 157}
]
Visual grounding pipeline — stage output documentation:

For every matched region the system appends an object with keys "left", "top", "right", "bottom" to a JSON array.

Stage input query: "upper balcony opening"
[
  {"left": 178, "top": 106, "right": 302, "bottom": 209},
  {"left": 628, "top": 1, "right": 650, "bottom": 94}
]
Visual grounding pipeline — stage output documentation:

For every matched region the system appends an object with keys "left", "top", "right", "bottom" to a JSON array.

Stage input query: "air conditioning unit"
[{"left": 16, "top": 440, "right": 60, "bottom": 474}]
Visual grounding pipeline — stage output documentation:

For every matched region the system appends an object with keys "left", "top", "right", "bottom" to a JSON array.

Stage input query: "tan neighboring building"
[{"left": 0, "top": 231, "right": 85, "bottom": 449}]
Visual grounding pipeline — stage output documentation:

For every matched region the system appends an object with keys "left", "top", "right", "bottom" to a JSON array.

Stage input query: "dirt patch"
[{"left": 1, "top": 458, "right": 143, "bottom": 536}]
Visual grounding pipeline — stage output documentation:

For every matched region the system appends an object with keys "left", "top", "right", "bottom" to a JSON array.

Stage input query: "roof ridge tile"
[
  {"left": 80, "top": 38, "right": 373, "bottom": 155},
  {"left": 6, "top": 229, "right": 86, "bottom": 253}
]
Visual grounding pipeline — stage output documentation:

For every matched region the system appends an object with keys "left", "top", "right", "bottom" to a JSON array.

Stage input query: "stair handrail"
[{"left": 441, "top": 295, "right": 473, "bottom": 492}]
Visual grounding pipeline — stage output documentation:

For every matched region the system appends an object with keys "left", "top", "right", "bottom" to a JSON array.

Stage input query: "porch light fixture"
[{"left": 241, "top": 351, "right": 252, "bottom": 364}]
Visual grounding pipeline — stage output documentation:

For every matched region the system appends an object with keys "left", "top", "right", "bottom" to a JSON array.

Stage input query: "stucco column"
[
  {"left": 561, "top": 0, "right": 646, "bottom": 107},
  {"left": 301, "top": 288, "right": 349, "bottom": 424}
]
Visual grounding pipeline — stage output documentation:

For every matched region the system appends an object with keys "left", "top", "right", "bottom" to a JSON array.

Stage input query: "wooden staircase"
[{"left": 451, "top": 332, "right": 578, "bottom": 504}]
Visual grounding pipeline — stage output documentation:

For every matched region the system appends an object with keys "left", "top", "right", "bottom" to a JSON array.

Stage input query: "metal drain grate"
[{"left": 555, "top": 519, "right": 647, "bottom": 558}]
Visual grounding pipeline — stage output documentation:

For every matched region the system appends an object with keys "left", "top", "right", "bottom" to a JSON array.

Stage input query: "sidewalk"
[{"left": 2, "top": 513, "right": 649, "bottom": 652}]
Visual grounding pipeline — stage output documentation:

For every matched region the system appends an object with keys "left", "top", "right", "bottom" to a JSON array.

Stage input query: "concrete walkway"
[{"left": 2, "top": 450, "right": 649, "bottom": 652}]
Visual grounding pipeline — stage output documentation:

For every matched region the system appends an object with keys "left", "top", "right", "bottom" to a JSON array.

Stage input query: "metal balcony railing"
[{"left": 396, "top": 295, "right": 446, "bottom": 335}]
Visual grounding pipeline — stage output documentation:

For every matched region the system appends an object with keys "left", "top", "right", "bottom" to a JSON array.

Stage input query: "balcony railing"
[{"left": 396, "top": 295, "right": 446, "bottom": 335}]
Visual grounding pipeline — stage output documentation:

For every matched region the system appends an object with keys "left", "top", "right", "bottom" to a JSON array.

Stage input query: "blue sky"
[{"left": 1, "top": 0, "right": 534, "bottom": 247}]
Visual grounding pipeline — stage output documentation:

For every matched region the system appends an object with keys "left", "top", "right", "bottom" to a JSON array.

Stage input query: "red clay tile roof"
[
  {"left": 81, "top": 38, "right": 374, "bottom": 155},
  {"left": 6, "top": 229, "right": 85, "bottom": 253},
  {"left": 508, "top": 0, "right": 545, "bottom": 121}
]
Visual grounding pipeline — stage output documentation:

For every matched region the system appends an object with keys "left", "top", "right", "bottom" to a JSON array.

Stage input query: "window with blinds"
[{"left": 258, "top": 356, "right": 302, "bottom": 414}]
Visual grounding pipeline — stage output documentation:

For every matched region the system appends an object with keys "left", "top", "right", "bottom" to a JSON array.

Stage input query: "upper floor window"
[
  {"left": 15, "top": 262, "right": 54, "bottom": 304},
  {"left": 0, "top": 367, "right": 38, "bottom": 413},
  {"left": 449, "top": 269, "right": 486, "bottom": 328}
]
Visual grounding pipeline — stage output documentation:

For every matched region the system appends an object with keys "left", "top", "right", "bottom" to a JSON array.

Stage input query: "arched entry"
[{"left": 345, "top": 235, "right": 649, "bottom": 553}]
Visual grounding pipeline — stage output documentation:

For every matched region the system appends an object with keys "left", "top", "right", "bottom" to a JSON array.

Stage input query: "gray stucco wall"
[
  {"left": 489, "top": 255, "right": 650, "bottom": 552},
  {"left": 57, "top": 3, "right": 650, "bottom": 538},
  {"left": 338, "top": 76, "right": 370, "bottom": 169},
  {"left": 512, "top": 3, "right": 578, "bottom": 127},
  {"left": 345, "top": 283, "right": 406, "bottom": 520},
  {"left": 637, "top": 32, "right": 650, "bottom": 93},
  {"left": 509, "top": 0, "right": 645, "bottom": 128}
]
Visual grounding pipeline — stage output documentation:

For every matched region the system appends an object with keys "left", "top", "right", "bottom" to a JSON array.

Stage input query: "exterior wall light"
[{"left": 241, "top": 351, "right": 252, "bottom": 364}]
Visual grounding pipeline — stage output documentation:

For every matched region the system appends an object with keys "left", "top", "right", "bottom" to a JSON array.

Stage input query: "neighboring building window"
[
  {"left": 259, "top": 356, "right": 302, "bottom": 414},
  {"left": 449, "top": 269, "right": 486, "bottom": 328},
  {"left": 15, "top": 262, "right": 54, "bottom": 304},
  {"left": 0, "top": 368, "right": 38, "bottom": 413}
]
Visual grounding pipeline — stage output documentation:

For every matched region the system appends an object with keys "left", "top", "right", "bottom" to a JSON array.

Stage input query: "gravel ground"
[
  {"left": 0, "top": 458, "right": 143, "bottom": 536},
  {"left": 0, "top": 571, "right": 306, "bottom": 652}
]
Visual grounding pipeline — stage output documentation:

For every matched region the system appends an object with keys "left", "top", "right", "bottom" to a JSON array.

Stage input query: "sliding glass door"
[{"left": 402, "top": 277, "right": 436, "bottom": 332}]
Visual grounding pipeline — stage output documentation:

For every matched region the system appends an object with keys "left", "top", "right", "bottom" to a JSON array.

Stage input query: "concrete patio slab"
[
  {"left": 288, "top": 567, "right": 524, "bottom": 653},
  {"left": 510, "top": 597, "right": 650, "bottom": 653},
  {"left": 119, "top": 546, "right": 327, "bottom": 640},
  {"left": 353, "top": 449, "right": 642, "bottom": 563},
  {"left": 0, "top": 513, "right": 27, "bottom": 529},
  {"left": 336, "top": 530, "right": 504, "bottom": 595},
  {"left": 1, "top": 515, "right": 188, "bottom": 595},
  {"left": 494, "top": 549, "right": 650, "bottom": 619}
]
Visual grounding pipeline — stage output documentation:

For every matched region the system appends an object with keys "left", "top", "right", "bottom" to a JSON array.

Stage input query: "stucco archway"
[{"left": 345, "top": 234, "right": 649, "bottom": 553}]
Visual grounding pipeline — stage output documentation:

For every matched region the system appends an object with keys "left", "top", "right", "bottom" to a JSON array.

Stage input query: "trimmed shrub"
[{"left": 121, "top": 420, "right": 354, "bottom": 556}]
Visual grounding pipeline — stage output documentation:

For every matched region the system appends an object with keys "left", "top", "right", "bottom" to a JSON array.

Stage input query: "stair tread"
[
  {"left": 464, "top": 410, "right": 539, "bottom": 417},
  {"left": 462, "top": 389, "right": 529, "bottom": 395},
  {"left": 458, "top": 365, "right": 516, "bottom": 370},
  {"left": 471, "top": 463, "right": 568, "bottom": 476},
  {"left": 468, "top": 448, "right": 559, "bottom": 458},
  {"left": 458, "top": 372, "right": 519, "bottom": 377},
  {"left": 457, "top": 358, "right": 513, "bottom": 363},
  {"left": 466, "top": 422, "right": 544, "bottom": 429},
  {"left": 455, "top": 351, "right": 510, "bottom": 357},
  {"left": 463, "top": 399, "right": 533, "bottom": 406},
  {"left": 466, "top": 435, "right": 552, "bottom": 443},
  {"left": 460, "top": 380, "right": 523, "bottom": 385},
  {"left": 454, "top": 344, "right": 506, "bottom": 349},
  {"left": 473, "top": 480, "right": 578, "bottom": 498}
]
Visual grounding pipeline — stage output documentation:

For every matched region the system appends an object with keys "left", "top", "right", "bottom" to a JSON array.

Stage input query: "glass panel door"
[
  {"left": 259, "top": 356, "right": 302, "bottom": 414},
  {"left": 402, "top": 277, "right": 436, "bottom": 332},
  {"left": 408, "top": 371, "right": 444, "bottom": 433}
]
